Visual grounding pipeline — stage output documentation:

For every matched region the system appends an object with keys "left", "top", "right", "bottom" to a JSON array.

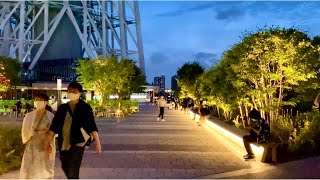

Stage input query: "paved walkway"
[{"left": 0, "top": 102, "right": 319, "bottom": 179}]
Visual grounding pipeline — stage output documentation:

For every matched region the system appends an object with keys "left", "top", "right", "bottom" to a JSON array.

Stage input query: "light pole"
[{"left": 57, "top": 78, "right": 62, "bottom": 107}]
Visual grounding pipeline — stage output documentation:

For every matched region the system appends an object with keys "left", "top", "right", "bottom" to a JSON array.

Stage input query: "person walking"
[
  {"left": 157, "top": 96, "right": 166, "bottom": 122},
  {"left": 198, "top": 102, "right": 210, "bottom": 127},
  {"left": 20, "top": 93, "right": 55, "bottom": 179},
  {"left": 44, "top": 82, "right": 102, "bottom": 179},
  {"left": 181, "top": 98, "right": 188, "bottom": 113},
  {"left": 174, "top": 97, "right": 179, "bottom": 110}
]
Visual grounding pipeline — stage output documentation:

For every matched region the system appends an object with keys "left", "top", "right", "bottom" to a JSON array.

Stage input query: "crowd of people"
[
  {"left": 21, "top": 84, "right": 310, "bottom": 179},
  {"left": 153, "top": 95, "right": 272, "bottom": 160},
  {"left": 154, "top": 96, "right": 210, "bottom": 127}
]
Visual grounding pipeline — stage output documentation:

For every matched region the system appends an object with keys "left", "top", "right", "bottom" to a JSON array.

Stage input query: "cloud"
[
  {"left": 215, "top": 8, "right": 246, "bottom": 21},
  {"left": 155, "top": 2, "right": 248, "bottom": 23},
  {"left": 140, "top": 1, "right": 320, "bottom": 87},
  {"left": 149, "top": 52, "right": 170, "bottom": 65},
  {"left": 146, "top": 51, "right": 178, "bottom": 85},
  {"left": 156, "top": 2, "right": 216, "bottom": 18},
  {"left": 145, "top": 50, "right": 193, "bottom": 87},
  {"left": 192, "top": 52, "right": 220, "bottom": 68}
]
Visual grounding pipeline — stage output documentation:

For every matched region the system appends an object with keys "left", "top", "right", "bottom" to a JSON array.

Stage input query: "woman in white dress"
[{"left": 19, "top": 93, "right": 55, "bottom": 179}]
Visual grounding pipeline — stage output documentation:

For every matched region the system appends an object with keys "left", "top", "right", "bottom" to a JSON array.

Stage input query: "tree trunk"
[
  {"left": 100, "top": 94, "right": 106, "bottom": 106},
  {"left": 217, "top": 105, "right": 221, "bottom": 118},
  {"left": 238, "top": 102, "right": 246, "bottom": 127},
  {"left": 278, "top": 78, "right": 283, "bottom": 106},
  {"left": 224, "top": 110, "right": 228, "bottom": 120},
  {"left": 252, "top": 96, "right": 258, "bottom": 109},
  {"left": 245, "top": 105, "right": 249, "bottom": 119}
]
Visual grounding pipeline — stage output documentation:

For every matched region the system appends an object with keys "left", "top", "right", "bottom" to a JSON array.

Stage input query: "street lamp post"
[{"left": 57, "top": 78, "right": 62, "bottom": 107}]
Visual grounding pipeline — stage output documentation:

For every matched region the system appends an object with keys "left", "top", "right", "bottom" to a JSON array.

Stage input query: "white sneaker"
[
  {"left": 161, "top": 119, "right": 166, "bottom": 122},
  {"left": 157, "top": 118, "right": 160, "bottom": 121}
]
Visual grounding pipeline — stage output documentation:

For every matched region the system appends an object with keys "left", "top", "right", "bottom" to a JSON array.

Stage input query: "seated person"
[
  {"left": 25, "top": 103, "right": 33, "bottom": 113},
  {"left": 14, "top": 100, "right": 22, "bottom": 115},
  {"left": 243, "top": 109, "right": 270, "bottom": 160}
]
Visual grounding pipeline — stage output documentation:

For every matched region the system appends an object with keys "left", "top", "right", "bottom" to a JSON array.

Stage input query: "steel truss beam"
[{"left": 0, "top": 0, "right": 145, "bottom": 73}]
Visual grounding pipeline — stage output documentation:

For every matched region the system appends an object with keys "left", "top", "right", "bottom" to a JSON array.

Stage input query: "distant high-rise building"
[
  {"left": 171, "top": 75, "right": 178, "bottom": 91},
  {"left": 154, "top": 75, "right": 165, "bottom": 91}
]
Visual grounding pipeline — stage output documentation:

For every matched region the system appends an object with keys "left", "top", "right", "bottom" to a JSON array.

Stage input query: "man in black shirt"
[
  {"left": 45, "top": 82, "right": 102, "bottom": 179},
  {"left": 243, "top": 109, "right": 270, "bottom": 160}
]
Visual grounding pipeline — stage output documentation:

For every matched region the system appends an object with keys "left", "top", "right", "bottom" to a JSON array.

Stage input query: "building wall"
[
  {"left": 22, "top": 58, "right": 77, "bottom": 83},
  {"left": 154, "top": 75, "right": 165, "bottom": 91},
  {"left": 171, "top": 75, "right": 178, "bottom": 91},
  {"left": 31, "top": 4, "right": 83, "bottom": 61}
]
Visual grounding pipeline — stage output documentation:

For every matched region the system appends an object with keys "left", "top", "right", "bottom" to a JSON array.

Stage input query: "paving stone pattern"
[{"left": 0, "top": 103, "right": 251, "bottom": 179}]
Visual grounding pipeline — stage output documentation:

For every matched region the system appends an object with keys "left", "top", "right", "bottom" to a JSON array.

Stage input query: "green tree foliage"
[
  {"left": 177, "top": 61, "right": 204, "bottom": 99},
  {"left": 186, "top": 27, "right": 320, "bottom": 126},
  {"left": 76, "top": 56, "right": 146, "bottom": 104},
  {"left": 116, "top": 59, "right": 146, "bottom": 99},
  {"left": 0, "top": 124, "right": 23, "bottom": 174},
  {"left": 127, "top": 63, "right": 146, "bottom": 95},
  {"left": 0, "top": 56, "right": 21, "bottom": 92}
]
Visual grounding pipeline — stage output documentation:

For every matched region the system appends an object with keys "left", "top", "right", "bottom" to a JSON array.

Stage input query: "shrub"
[
  {"left": 289, "top": 118, "right": 320, "bottom": 155},
  {"left": 0, "top": 123, "right": 23, "bottom": 174},
  {"left": 232, "top": 115, "right": 243, "bottom": 129},
  {"left": 86, "top": 100, "right": 138, "bottom": 109},
  {"left": 270, "top": 117, "right": 294, "bottom": 143}
]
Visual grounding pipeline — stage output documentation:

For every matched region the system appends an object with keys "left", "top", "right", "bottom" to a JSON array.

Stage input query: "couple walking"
[{"left": 19, "top": 82, "right": 102, "bottom": 179}]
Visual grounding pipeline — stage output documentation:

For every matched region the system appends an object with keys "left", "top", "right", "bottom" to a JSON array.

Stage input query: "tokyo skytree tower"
[{"left": 0, "top": 1, "right": 145, "bottom": 74}]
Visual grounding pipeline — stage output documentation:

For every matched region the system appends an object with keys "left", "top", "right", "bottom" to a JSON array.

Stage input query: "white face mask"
[
  {"left": 68, "top": 93, "right": 80, "bottom": 101},
  {"left": 34, "top": 101, "right": 46, "bottom": 110}
]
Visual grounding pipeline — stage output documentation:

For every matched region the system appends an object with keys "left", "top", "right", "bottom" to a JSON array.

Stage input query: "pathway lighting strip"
[{"left": 188, "top": 111, "right": 264, "bottom": 157}]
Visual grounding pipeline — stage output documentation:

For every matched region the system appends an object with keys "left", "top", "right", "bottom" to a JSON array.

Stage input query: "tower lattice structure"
[{"left": 0, "top": 1, "right": 145, "bottom": 75}]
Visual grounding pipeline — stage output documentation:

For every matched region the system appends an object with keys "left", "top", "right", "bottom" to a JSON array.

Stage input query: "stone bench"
[
  {"left": 253, "top": 142, "right": 279, "bottom": 163},
  {"left": 188, "top": 111, "right": 278, "bottom": 163}
]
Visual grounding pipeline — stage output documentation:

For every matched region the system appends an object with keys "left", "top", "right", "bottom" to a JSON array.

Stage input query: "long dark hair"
[{"left": 34, "top": 93, "right": 53, "bottom": 113}]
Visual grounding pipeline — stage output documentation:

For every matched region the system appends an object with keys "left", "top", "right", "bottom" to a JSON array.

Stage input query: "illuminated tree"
[
  {"left": 0, "top": 63, "right": 10, "bottom": 92},
  {"left": 0, "top": 56, "right": 21, "bottom": 92},
  {"left": 198, "top": 27, "right": 320, "bottom": 125},
  {"left": 76, "top": 56, "right": 145, "bottom": 104},
  {"left": 177, "top": 61, "right": 205, "bottom": 99}
]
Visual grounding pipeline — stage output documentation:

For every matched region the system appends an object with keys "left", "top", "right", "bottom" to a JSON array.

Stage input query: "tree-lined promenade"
[
  {"left": 0, "top": 26, "right": 320, "bottom": 178},
  {"left": 176, "top": 27, "right": 320, "bottom": 158},
  {"left": 0, "top": 104, "right": 319, "bottom": 179}
]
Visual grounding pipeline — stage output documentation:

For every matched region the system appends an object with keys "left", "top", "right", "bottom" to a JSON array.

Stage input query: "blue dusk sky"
[{"left": 137, "top": 1, "right": 320, "bottom": 88}]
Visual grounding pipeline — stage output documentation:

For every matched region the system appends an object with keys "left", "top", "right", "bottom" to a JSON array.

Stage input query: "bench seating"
[
  {"left": 188, "top": 111, "right": 280, "bottom": 163},
  {"left": 252, "top": 142, "right": 279, "bottom": 163}
]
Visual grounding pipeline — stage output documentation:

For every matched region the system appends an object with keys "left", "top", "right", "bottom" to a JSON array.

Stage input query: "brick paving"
[
  {"left": 0, "top": 102, "right": 252, "bottom": 179},
  {"left": 2, "top": 102, "right": 318, "bottom": 179},
  {"left": 198, "top": 156, "right": 320, "bottom": 179}
]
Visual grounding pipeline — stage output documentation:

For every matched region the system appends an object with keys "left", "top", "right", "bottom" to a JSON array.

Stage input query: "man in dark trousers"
[
  {"left": 44, "top": 82, "right": 102, "bottom": 179},
  {"left": 243, "top": 109, "right": 270, "bottom": 160},
  {"left": 157, "top": 96, "right": 166, "bottom": 122}
]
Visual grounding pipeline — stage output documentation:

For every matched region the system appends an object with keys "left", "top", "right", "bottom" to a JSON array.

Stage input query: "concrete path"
[
  {"left": 1, "top": 102, "right": 319, "bottom": 179},
  {"left": 0, "top": 102, "right": 251, "bottom": 179},
  {"left": 198, "top": 156, "right": 320, "bottom": 179}
]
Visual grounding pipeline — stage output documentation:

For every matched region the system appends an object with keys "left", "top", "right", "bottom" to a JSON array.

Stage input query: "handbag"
[{"left": 66, "top": 104, "right": 94, "bottom": 146}]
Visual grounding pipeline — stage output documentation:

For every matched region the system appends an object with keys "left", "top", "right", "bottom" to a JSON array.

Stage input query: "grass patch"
[{"left": 0, "top": 123, "right": 23, "bottom": 175}]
